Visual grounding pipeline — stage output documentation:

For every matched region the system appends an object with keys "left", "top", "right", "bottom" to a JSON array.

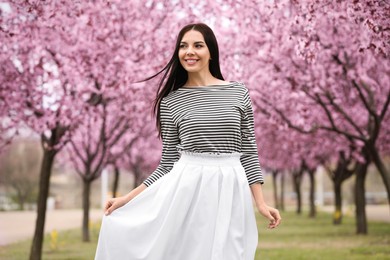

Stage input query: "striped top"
[{"left": 143, "top": 81, "right": 264, "bottom": 187}]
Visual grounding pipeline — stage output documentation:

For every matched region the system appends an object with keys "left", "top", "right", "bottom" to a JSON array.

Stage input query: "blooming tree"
[
  {"left": 238, "top": 0, "right": 390, "bottom": 233},
  {"left": 2, "top": 5, "right": 389, "bottom": 260},
  {"left": 64, "top": 86, "right": 151, "bottom": 241}
]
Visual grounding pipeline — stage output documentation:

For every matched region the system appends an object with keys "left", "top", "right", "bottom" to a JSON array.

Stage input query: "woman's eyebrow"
[{"left": 180, "top": 41, "right": 205, "bottom": 44}]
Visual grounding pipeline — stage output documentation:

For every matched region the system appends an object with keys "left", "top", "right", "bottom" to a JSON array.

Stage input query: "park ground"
[{"left": 0, "top": 206, "right": 389, "bottom": 260}]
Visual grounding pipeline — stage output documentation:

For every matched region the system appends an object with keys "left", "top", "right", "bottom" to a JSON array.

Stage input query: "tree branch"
[
  {"left": 379, "top": 90, "right": 390, "bottom": 121},
  {"left": 254, "top": 97, "right": 315, "bottom": 134},
  {"left": 352, "top": 80, "right": 377, "bottom": 117},
  {"left": 313, "top": 93, "right": 365, "bottom": 141},
  {"left": 322, "top": 90, "right": 365, "bottom": 136}
]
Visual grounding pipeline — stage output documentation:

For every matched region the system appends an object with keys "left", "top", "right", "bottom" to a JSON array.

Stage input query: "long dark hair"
[{"left": 143, "top": 23, "right": 224, "bottom": 137}]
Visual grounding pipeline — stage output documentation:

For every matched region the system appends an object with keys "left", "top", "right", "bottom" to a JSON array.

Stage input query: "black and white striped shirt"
[{"left": 143, "top": 81, "right": 264, "bottom": 186}]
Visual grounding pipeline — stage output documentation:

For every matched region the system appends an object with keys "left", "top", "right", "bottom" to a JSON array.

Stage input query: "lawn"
[
  {"left": 255, "top": 211, "right": 390, "bottom": 260},
  {"left": 0, "top": 211, "right": 389, "bottom": 260}
]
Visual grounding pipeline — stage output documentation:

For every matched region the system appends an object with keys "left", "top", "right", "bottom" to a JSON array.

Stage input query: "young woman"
[{"left": 95, "top": 23, "right": 281, "bottom": 260}]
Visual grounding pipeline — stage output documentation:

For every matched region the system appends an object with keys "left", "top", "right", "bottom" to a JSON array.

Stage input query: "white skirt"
[{"left": 94, "top": 152, "right": 258, "bottom": 260}]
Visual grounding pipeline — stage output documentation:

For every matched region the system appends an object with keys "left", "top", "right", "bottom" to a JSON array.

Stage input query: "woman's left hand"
[{"left": 256, "top": 204, "right": 281, "bottom": 229}]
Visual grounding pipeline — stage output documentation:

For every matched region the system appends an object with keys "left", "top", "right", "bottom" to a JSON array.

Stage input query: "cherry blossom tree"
[
  {"left": 64, "top": 86, "right": 150, "bottom": 242},
  {"left": 1, "top": 3, "right": 85, "bottom": 259},
  {"left": 0, "top": 0, "right": 183, "bottom": 258},
  {"left": 239, "top": 0, "right": 390, "bottom": 234}
]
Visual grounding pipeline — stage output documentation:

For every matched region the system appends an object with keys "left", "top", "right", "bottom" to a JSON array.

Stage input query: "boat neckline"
[{"left": 179, "top": 81, "right": 237, "bottom": 89}]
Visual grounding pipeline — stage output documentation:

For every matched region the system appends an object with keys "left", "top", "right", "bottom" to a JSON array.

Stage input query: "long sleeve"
[
  {"left": 240, "top": 87, "right": 264, "bottom": 185},
  {"left": 143, "top": 99, "right": 180, "bottom": 187}
]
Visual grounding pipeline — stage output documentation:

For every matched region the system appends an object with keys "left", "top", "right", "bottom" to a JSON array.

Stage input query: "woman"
[{"left": 95, "top": 23, "right": 281, "bottom": 260}]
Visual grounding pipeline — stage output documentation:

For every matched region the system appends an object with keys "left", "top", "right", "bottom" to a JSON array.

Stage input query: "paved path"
[
  {"left": 0, "top": 209, "right": 103, "bottom": 246},
  {"left": 0, "top": 206, "right": 388, "bottom": 246}
]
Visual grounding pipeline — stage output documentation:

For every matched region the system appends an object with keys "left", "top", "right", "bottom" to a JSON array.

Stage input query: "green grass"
[
  {"left": 255, "top": 211, "right": 390, "bottom": 260},
  {"left": 0, "top": 211, "right": 388, "bottom": 259},
  {"left": 0, "top": 221, "right": 101, "bottom": 260}
]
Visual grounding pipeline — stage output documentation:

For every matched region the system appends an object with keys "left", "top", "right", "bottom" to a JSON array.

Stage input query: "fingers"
[
  {"left": 273, "top": 211, "right": 282, "bottom": 227},
  {"left": 268, "top": 208, "right": 281, "bottom": 229},
  {"left": 104, "top": 201, "right": 111, "bottom": 211},
  {"left": 104, "top": 199, "right": 115, "bottom": 216},
  {"left": 105, "top": 203, "right": 115, "bottom": 216},
  {"left": 265, "top": 212, "right": 276, "bottom": 227},
  {"left": 267, "top": 215, "right": 276, "bottom": 229}
]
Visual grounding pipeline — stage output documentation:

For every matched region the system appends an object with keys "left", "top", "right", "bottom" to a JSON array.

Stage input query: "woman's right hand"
[
  {"left": 104, "top": 196, "right": 128, "bottom": 216},
  {"left": 104, "top": 183, "right": 148, "bottom": 216}
]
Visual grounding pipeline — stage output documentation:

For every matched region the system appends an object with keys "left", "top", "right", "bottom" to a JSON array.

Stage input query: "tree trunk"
[
  {"left": 15, "top": 188, "right": 25, "bottom": 211},
  {"left": 355, "top": 162, "right": 368, "bottom": 235},
  {"left": 133, "top": 164, "right": 143, "bottom": 189},
  {"left": 333, "top": 181, "right": 343, "bottom": 225},
  {"left": 19, "top": 201, "right": 25, "bottom": 211},
  {"left": 20, "top": 199, "right": 25, "bottom": 211},
  {"left": 29, "top": 149, "right": 57, "bottom": 260},
  {"left": 272, "top": 170, "right": 279, "bottom": 209},
  {"left": 292, "top": 169, "right": 304, "bottom": 215},
  {"left": 296, "top": 184, "right": 302, "bottom": 215},
  {"left": 308, "top": 168, "right": 316, "bottom": 218},
  {"left": 371, "top": 148, "right": 390, "bottom": 207},
  {"left": 280, "top": 172, "right": 285, "bottom": 211},
  {"left": 327, "top": 152, "right": 355, "bottom": 225},
  {"left": 112, "top": 166, "right": 120, "bottom": 198},
  {"left": 82, "top": 179, "right": 91, "bottom": 242}
]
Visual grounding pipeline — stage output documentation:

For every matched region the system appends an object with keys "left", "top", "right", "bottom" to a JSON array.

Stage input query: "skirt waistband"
[{"left": 178, "top": 150, "right": 242, "bottom": 166}]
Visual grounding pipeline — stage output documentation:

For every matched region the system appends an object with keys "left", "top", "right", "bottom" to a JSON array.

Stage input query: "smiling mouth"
[{"left": 185, "top": 59, "right": 199, "bottom": 65}]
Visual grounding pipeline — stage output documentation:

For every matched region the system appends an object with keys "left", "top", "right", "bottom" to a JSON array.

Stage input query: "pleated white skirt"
[{"left": 94, "top": 152, "right": 258, "bottom": 260}]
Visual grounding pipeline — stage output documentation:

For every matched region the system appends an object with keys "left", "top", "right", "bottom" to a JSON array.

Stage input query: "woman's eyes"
[{"left": 179, "top": 44, "right": 203, "bottom": 49}]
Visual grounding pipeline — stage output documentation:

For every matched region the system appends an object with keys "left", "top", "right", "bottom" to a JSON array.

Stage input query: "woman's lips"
[{"left": 185, "top": 59, "right": 199, "bottom": 65}]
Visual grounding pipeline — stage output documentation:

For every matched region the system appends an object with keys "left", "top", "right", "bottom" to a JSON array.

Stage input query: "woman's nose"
[{"left": 186, "top": 47, "right": 194, "bottom": 55}]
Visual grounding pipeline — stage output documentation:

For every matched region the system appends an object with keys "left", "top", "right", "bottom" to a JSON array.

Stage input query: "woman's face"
[{"left": 178, "top": 30, "right": 211, "bottom": 74}]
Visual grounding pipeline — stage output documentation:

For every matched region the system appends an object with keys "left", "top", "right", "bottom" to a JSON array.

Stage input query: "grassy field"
[
  {"left": 0, "top": 211, "right": 389, "bottom": 260},
  {"left": 255, "top": 211, "right": 390, "bottom": 260}
]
